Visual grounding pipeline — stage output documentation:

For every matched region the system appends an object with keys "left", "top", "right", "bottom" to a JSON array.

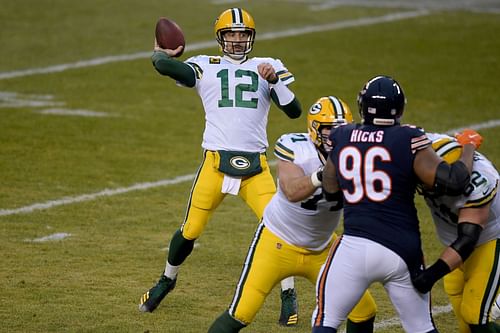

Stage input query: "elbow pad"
[
  {"left": 451, "top": 222, "right": 482, "bottom": 262},
  {"left": 434, "top": 161, "right": 470, "bottom": 196}
]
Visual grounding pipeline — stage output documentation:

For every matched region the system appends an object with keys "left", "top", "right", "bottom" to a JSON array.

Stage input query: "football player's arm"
[
  {"left": 270, "top": 91, "right": 302, "bottom": 119},
  {"left": 277, "top": 159, "right": 322, "bottom": 202},
  {"left": 414, "top": 144, "right": 475, "bottom": 196},
  {"left": 321, "top": 157, "right": 342, "bottom": 202},
  {"left": 412, "top": 204, "right": 489, "bottom": 294},
  {"left": 151, "top": 49, "right": 196, "bottom": 87},
  {"left": 257, "top": 63, "right": 301, "bottom": 119}
]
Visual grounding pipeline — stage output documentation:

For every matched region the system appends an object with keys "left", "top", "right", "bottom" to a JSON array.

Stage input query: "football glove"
[
  {"left": 455, "top": 129, "right": 483, "bottom": 149},
  {"left": 411, "top": 259, "right": 450, "bottom": 294}
]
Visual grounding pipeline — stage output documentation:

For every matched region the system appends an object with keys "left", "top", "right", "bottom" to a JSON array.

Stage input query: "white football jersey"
[
  {"left": 184, "top": 55, "right": 294, "bottom": 153},
  {"left": 424, "top": 136, "right": 500, "bottom": 246},
  {"left": 263, "top": 133, "right": 341, "bottom": 251}
]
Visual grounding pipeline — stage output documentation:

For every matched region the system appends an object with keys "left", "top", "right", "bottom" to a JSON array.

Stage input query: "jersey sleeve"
[
  {"left": 273, "top": 133, "right": 297, "bottom": 162},
  {"left": 463, "top": 156, "right": 499, "bottom": 208},
  {"left": 405, "top": 125, "right": 431, "bottom": 154},
  {"left": 272, "top": 58, "right": 295, "bottom": 86},
  {"left": 180, "top": 55, "right": 205, "bottom": 87}
]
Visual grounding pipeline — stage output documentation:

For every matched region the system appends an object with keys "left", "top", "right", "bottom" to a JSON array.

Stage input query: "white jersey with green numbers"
[
  {"left": 424, "top": 134, "right": 500, "bottom": 246},
  {"left": 263, "top": 132, "right": 341, "bottom": 252},
  {"left": 184, "top": 55, "right": 294, "bottom": 153}
]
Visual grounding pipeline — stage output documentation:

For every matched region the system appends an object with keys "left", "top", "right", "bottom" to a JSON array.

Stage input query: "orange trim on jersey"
[{"left": 313, "top": 235, "right": 342, "bottom": 327}]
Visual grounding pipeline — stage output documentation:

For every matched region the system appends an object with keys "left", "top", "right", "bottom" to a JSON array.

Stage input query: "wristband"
[
  {"left": 310, "top": 171, "right": 322, "bottom": 188},
  {"left": 270, "top": 79, "right": 295, "bottom": 105}
]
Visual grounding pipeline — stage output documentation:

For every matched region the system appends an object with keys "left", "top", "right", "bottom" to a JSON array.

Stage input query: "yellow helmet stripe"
[
  {"left": 328, "top": 96, "right": 345, "bottom": 122},
  {"left": 231, "top": 8, "right": 243, "bottom": 25},
  {"left": 435, "top": 140, "right": 461, "bottom": 159}
]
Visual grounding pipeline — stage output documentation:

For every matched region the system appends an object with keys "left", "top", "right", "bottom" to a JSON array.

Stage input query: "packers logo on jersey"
[{"left": 230, "top": 156, "right": 251, "bottom": 170}]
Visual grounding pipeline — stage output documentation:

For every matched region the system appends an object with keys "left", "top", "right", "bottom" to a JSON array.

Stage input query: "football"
[{"left": 155, "top": 17, "right": 185, "bottom": 57}]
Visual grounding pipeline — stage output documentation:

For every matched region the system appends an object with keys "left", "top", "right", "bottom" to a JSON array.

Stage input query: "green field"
[{"left": 1, "top": 1, "right": 499, "bottom": 332}]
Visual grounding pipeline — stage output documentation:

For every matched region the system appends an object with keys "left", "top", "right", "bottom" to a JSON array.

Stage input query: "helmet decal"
[
  {"left": 307, "top": 96, "right": 353, "bottom": 154},
  {"left": 214, "top": 8, "right": 256, "bottom": 58}
]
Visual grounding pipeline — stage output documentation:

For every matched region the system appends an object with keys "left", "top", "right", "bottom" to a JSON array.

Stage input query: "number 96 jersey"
[
  {"left": 263, "top": 132, "right": 341, "bottom": 252},
  {"left": 185, "top": 55, "right": 294, "bottom": 153}
]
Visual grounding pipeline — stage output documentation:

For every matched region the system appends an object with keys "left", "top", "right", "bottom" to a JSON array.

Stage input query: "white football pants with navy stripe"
[{"left": 312, "top": 235, "right": 437, "bottom": 333}]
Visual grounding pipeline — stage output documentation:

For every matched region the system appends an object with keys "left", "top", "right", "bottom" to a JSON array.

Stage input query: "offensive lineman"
[
  {"left": 208, "top": 96, "right": 377, "bottom": 333},
  {"left": 139, "top": 8, "right": 302, "bottom": 324},
  {"left": 313, "top": 75, "right": 478, "bottom": 333},
  {"left": 413, "top": 133, "right": 500, "bottom": 333}
]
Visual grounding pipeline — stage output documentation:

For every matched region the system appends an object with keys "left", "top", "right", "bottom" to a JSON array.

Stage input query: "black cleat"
[
  {"left": 139, "top": 274, "right": 177, "bottom": 313},
  {"left": 279, "top": 288, "right": 298, "bottom": 326}
]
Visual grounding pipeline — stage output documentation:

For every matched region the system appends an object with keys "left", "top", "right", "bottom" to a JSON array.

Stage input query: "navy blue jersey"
[{"left": 329, "top": 123, "right": 431, "bottom": 274}]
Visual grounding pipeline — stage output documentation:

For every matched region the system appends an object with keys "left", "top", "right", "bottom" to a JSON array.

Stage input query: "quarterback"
[
  {"left": 208, "top": 96, "right": 377, "bottom": 333},
  {"left": 139, "top": 7, "right": 302, "bottom": 324},
  {"left": 415, "top": 133, "right": 500, "bottom": 333}
]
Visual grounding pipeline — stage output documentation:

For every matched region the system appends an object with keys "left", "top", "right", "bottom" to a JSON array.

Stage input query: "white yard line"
[
  {"left": 0, "top": 174, "right": 195, "bottom": 217},
  {"left": 0, "top": 10, "right": 429, "bottom": 81},
  {"left": 338, "top": 304, "right": 452, "bottom": 332},
  {"left": 1, "top": 119, "right": 498, "bottom": 218}
]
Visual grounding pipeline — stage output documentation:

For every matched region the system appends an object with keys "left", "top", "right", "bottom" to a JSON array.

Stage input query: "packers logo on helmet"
[
  {"left": 214, "top": 8, "right": 255, "bottom": 57},
  {"left": 308, "top": 96, "right": 353, "bottom": 152},
  {"left": 432, "top": 137, "right": 462, "bottom": 164}
]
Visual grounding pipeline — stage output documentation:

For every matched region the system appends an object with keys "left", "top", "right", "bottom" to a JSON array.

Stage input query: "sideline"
[
  {"left": 0, "top": 10, "right": 428, "bottom": 80},
  {"left": 1, "top": 119, "right": 499, "bottom": 217}
]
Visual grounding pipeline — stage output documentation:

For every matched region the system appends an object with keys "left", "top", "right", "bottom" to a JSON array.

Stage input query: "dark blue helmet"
[{"left": 357, "top": 75, "right": 406, "bottom": 126}]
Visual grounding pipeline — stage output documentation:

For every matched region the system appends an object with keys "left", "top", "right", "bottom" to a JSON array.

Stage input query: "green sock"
[
  {"left": 492, "top": 322, "right": 500, "bottom": 333},
  {"left": 470, "top": 323, "right": 497, "bottom": 333},
  {"left": 346, "top": 316, "right": 375, "bottom": 333},
  {"left": 168, "top": 229, "right": 195, "bottom": 266},
  {"left": 208, "top": 310, "right": 246, "bottom": 333},
  {"left": 493, "top": 322, "right": 500, "bottom": 333}
]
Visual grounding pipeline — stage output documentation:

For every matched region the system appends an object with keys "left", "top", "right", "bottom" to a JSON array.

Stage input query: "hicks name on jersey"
[{"left": 350, "top": 129, "right": 384, "bottom": 143}]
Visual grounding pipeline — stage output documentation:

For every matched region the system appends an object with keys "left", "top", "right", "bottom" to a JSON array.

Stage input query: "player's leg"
[
  {"left": 238, "top": 154, "right": 276, "bottom": 220},
  {"left": 312, "top": 236, "right": 374, "bottom": 331},
  {"left": 208, "top": 224, "right": 290, "bottom": 332},
  {"left": 239, "top": 155, "right": 302, "bottom": 326},
  {"left": 304, "top": 236, "right": 377, "bottom": 333},
  {"left": 383, "top": 254, "right": 437, "bottom": 333},
  {"left": 490, "top": 294, "right": 500, "bottom": 322},
  {"left": 460, "top": 240, "right": 500, "bottom": 333},
  {"left": 345, "top": 291, "right": 377, "bottom": 333},
  {"left": 139, "top": 151, "right": 226, "bottom": 312},
  {"left": 443, "top": 268, "right": 469, "bottom": 333}
]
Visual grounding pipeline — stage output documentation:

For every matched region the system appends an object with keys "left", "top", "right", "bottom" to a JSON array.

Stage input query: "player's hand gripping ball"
[{"left": 155, "top": 17, "right": 185, "bottom": 57}]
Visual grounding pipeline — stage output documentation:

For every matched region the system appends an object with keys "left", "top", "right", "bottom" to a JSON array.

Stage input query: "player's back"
[{"left": 329, "top": 123, "right": 431, "bottom": 273}]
